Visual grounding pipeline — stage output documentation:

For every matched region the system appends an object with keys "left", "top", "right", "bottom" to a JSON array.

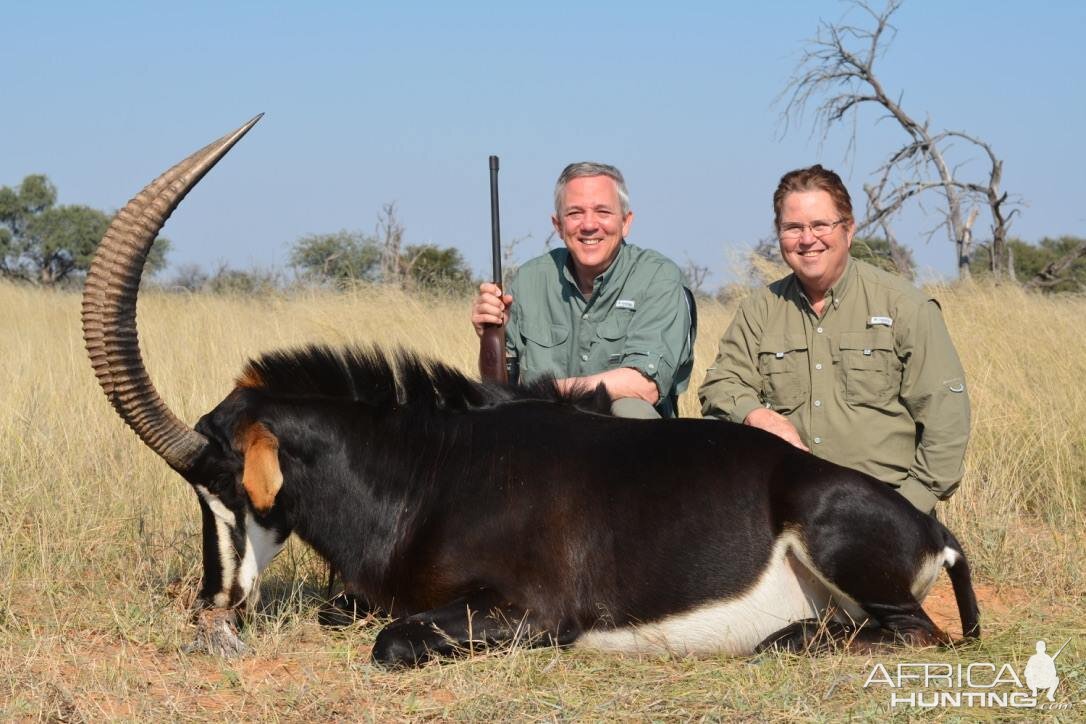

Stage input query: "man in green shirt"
[
  {"left": 471, "top": 162, "right": 693, "bottom": 417},
  {"left": 699, "top": 165, "right": 970, "bottom": 513}
]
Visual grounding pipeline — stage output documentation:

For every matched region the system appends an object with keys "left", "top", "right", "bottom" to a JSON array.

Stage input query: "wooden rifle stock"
[
  {"left": 479, "top": 155, "right": 508, "bottom": 383},
  {"left": 479, "top": 324, "right": 507, "bottom": 382}
]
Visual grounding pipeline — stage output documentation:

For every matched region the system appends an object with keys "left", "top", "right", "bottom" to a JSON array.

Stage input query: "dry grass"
[{"left": 1, "top": 280, "right": 1084, "bottom": 720}]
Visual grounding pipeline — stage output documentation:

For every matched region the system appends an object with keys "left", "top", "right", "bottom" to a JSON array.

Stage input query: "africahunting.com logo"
[{"left": 864, "top": 638, "right": 1078, "bottom": 710}]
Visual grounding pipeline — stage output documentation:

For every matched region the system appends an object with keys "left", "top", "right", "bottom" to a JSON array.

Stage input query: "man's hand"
[
  {"left": 743, "top": 408, "right": 810, "bottom": 451},
  {"left": 471, "top": 282, "right": 513, "bottom": 338}
]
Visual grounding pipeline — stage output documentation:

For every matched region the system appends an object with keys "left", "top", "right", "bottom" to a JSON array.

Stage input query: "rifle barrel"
[
  {"left": 479, "top": 155, "right": 508, "bottom": 383},
  {"left": 489, "top": 155, "right": 501, "bottom": 286}
]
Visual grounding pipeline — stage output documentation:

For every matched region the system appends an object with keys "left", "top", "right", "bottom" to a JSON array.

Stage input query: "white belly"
[{"left": 576, "top": 534, "right": 863, "bottom": 656}]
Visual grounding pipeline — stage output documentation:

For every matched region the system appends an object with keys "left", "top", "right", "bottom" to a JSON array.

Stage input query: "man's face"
[
  {"left": 552, "top": 175, "right": 633, "bottom": 285},
  {"left": 778, "top": 189, "right": 854, "bottom": 297}
]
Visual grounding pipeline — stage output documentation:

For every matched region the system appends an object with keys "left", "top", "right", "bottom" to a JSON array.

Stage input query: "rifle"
[{"left": 478, "top": 155, "right": 508, "bottom": 382}]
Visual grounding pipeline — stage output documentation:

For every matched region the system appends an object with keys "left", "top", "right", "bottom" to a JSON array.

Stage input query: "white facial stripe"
[
  {"left": 248, "top": 512, "right": 286, "bottom": 570},
  {"left": 211, "top": 513, "right": 236, "bottom": 608},
  {"left": 195, "top": 485, "right": 237, "bottom": 527},
  {"left": 236, "top": 512, "right": 287, "bottom": 601},
  {"left": 195, "top": 485, "right": 240, "bottom": 606},
  {"left": 577, "top": 533, "right": 858, "bottom": 656},
  {"left": 238, "top": 538, "right": 258, "bottom": 601}
]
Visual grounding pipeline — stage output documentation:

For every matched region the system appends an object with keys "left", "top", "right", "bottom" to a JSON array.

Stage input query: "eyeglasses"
[{"left": 778, "top": 218, "right": 848, "bottom": 241}]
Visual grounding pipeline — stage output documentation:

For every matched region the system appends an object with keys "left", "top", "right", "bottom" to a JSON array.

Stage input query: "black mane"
[{"left": 239, "top": 344, "right": 612, "bottom": 415}]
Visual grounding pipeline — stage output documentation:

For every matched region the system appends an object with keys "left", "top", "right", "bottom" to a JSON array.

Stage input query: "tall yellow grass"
[{"left": 1, "top": 280, "right": 1084, "bottom": 719}]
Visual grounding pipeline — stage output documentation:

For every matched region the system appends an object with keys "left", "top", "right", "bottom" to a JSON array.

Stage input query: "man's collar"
[
  {"left": 594, "top": 240, "right": 629, "bottom": 291},
  {"left": 826, "top": 256, "right": 856, "bottom": 306},
  {"left": 562, "top": 240, "right": 629, "bottom": 296},
  {"left": 791, "top": 256, "right": 855, "bottom": 312},
  {"left": 560, "top": 252, "right": 579, "bottom": 289}
]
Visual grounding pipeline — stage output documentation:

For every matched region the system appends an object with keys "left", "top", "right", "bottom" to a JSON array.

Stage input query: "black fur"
[
  {"left": 185, "top": 344, "right": 978, "bottom": 666},
  {"left": 239, "top": 345, "right": 613, "bottom": 414}
]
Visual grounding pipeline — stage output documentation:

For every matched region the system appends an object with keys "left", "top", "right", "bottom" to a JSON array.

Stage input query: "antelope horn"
[{"left": 82, "top": 115, "right": 263, "bottom": 472}]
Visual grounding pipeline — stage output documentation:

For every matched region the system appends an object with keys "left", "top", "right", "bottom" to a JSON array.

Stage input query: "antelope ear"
[{"left": 238, "top": 422, "right": 283, "bottom": 513}]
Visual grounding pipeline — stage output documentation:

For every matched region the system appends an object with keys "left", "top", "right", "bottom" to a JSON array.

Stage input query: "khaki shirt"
[
  {"left": 506, "top": 242, "right": 693, "bottom": 417},
  {"left": 699, "top": 258, "right": 970, "bottom": 510}
]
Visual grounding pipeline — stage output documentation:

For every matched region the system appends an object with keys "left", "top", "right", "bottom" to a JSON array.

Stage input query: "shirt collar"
[
  {"left": 826, "top": 256, "right": 856, "bottom": 307},
  {"left": 561, "top": 241, "right": 629, "bottom": 299},
  {"left": 790, "top": 256, "right": 855, "bottom": 313}
]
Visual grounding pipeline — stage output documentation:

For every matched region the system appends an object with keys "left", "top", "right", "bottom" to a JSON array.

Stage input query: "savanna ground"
[{"left": 1, "top": 280, "right": 1084, "bottom": 721}]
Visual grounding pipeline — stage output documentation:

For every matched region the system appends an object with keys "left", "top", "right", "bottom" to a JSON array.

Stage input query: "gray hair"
[{"left": 553, "top": 162, "right": 630, "bottom": 216}]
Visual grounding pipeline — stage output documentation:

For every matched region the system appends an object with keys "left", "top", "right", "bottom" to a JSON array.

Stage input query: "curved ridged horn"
[{"left": 82, "top": 115, "right": 263, "bottom": 473}]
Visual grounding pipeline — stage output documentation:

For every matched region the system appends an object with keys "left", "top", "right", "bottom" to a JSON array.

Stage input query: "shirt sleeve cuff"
[
  {"left": 699, "top": 397, "right": 760, "bottom": 425},
  {"left": 620, "top": 353, "right": 670, "bottom": 395},
  {"left": 896, "top": 476, "right": 941, "bottom": 514}
]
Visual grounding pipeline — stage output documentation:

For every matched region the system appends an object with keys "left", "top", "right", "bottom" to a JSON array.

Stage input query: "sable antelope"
[{"left": 82, "top": 117, "right": 980, "bottom": 667}]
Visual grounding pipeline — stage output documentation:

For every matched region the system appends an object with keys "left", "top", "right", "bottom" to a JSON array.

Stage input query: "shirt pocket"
[
  {"left": 757, "top": 335, "right": 809, "bottom": 412},
  {"left": 595, "top": 311, "right": 634, "bottom": 367},
  {"left": 519, "top": 321, "right": 569, "bottom": 377},
  {"left": 838, "top": 329, "right": 898, "bottom": 406},
  {"left": 595, "top": 310, "right": 633, "bottom": 342}
]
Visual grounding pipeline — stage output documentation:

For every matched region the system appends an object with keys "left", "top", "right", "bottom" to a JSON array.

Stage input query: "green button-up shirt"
[
  {"left": 699, "top": 258, "right": 970, "bottom": 509},
  {"left": 506, "top": 242, "right": 693, "bottom": 417}
]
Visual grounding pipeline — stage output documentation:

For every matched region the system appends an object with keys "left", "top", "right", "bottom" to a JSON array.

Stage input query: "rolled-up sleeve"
[
  {"left": 897, "top": 299, "right": 971, "bottom": 500},
  {"left": 699, "top": 298, "right": 766, "bottom": 424},
  {"left": 618, "top": 264, "right": 692, "bottom": 398}
]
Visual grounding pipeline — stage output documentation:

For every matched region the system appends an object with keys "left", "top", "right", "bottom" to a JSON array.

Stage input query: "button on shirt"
[
  {"left": 698, "top": 258, "right": 970, "bottom": 506},
  {"left": 505, "top": 243, "right": 693, "bottom": 417}
]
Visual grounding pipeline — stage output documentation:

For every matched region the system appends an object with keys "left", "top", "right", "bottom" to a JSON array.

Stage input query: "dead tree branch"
[
  {"left": 1026, "top": 240, "right": 1086, "bottom": 289},
  {"left": 377, "top": 202, "right": 405, "bottom": 285},
  {"left": 779, "top": 0, "right": 1019, "bottom": 280},
  {"left": 681, "top": 255, "right": 712, "bottom": 295}
]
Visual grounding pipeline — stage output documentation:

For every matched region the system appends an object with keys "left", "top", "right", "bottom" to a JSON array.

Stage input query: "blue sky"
[{"left": 4, "top": 1, "right": 1084, "bottom": 287}]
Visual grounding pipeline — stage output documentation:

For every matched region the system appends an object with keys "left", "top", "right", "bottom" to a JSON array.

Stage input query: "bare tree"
[
  {"left": 779, "top": 0, "right": 1018, "bottom": 279},
  {"left": 681, "top": 255, "right": 712, "bottom": 296},
  {"left": 377, "top": 202, "right": 405, "bottom": 285},
  {"left": 500, "top": 233, "right": 534, "bottom": 290}
]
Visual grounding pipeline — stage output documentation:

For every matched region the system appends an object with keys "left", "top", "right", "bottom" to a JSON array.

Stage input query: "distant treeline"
[{"left": 3, "top": 173, "right": 1084, "bottom": 296}]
